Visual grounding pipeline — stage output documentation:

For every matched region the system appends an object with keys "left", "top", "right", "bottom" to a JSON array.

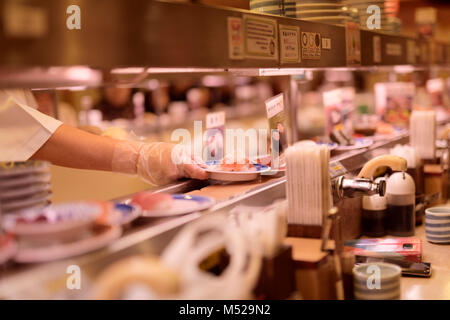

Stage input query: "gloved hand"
[{"left": 111, "top": 141, "right": 208, "bottom": 186}]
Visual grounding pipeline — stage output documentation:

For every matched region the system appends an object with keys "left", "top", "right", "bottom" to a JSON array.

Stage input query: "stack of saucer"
[
  {"left": 0, "top": 161, "right": 52, "bottom": 215},
  {"left": 284, "top": 0, "right": 355, "bottom": 27},
  {"left": 353, "top": 262, "right": 401, "bottom": 300},
  {"left": 250, "top": 0, "right": 284, "bottom": 16},
  {"left": 343, "top": 0, "right": 395, "bottom": 32}
]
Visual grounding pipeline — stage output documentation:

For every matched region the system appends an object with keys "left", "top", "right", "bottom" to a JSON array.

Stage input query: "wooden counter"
[{"left": 401, "top": 224, "right": 450, "bottom": 300}]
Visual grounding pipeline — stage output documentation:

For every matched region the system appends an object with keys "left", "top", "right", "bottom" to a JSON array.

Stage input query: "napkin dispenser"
[{"left": 288, "top": 155, "right": 407, "bottom": 240}]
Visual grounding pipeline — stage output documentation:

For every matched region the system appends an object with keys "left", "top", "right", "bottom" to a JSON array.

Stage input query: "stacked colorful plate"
[
  {"left": 2, "top": 202, "right": 122, "bottom": 263},
  {"left": 425, "top": 207, "right": 450, "bottom": 244},
  {"left": 343, "top": 0, "right": 397, "bottom": 32},
  {"left": 0, "top": 161, "right": 52, "bottom": 215},
  {"left": 250, "top": 0, "right": 285, "bottom": 16},
  {"left": 284, "top": 0, "right": 356, "bottom": 26}
]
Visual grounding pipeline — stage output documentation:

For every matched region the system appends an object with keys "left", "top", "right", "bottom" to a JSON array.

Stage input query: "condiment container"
[
  {"left": 424, "top": 164, "right": 447, "bottom": 206},
  {"left": 386, "top": 172, "right": 416, "bottom": 236},
  {"left": 362, "top": 177, "right": 387, "bottom": 237}
]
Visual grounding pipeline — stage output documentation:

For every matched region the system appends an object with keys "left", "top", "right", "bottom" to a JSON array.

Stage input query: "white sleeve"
[{"left": 0, "top": 90, "right": 63, "bottom": 162}]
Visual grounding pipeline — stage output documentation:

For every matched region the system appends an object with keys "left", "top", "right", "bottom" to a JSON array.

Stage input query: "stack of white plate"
[
  {"left": 343, "top": 0, "right": 399, "bottom": 32},
  {"left": 250, "top": 0, "right": 284, "bottom": 16},
  {"left": 284, "top": 0, "right": 357, "bottom": 27},
  {"left": 0, "top": 161, "right": 52, "bottom": 215}
]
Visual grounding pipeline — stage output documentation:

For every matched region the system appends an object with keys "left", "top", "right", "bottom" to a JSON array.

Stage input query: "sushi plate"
[
  {"left": 13, "top": 226, "right": 122, "bottom": 264},
  {"left": 110, "top": 203, "right": 142, "bottom": 225},
  {"left": 141, "top": 194, "right": 215, "bottom": 218},
  {"left": 206, "top": 161, "right": 271, "bottom": 182},
  {"left": 335, "top": 138, "right": 373, "bottom": 151}
]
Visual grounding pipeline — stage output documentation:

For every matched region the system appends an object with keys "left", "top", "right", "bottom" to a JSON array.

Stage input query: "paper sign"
[
  {"left": 265, "top": 93, "right": 288, "bottom": 162},
  {"left": 345, "top": 22, "right": 361, "bottom": 66},
  {"left": 322, "top": 37, "right": 331, "bottom": 50},
  {"left": 406, "top": 40, "right": 416, "bottom": 64},
  {"left": 427, "top": 78, "right": 444, "bottom": 108},
  {"left": 279, "top": 25, "right": 300, "bottom": 64},
  {"left": 244, "top": 15, "right": 278, "bottom": 60},
  {"left": 205, "top": 111, "right": 226, "bottom": 161},
  {"left": 301, "top": 31, "right": 321, "bottom": 60},
  {"left": 375, "top": 82, "right": 415, "bottom": 128},
  {"left": 386, "top": 43, "right": 402, "bottom": 57},
  {"left": 323, "top": 88, "right": 343, "bottom": 135},
  {"left": 3, "top": 2, "right": 47, "bottom": 38},
  {"left": 227, "top": 17, "right": 244, "bottom": 60},
  {"left": 265, "top": 93, "right": 284, "bottom": 119},
  {"left": 373, "top": 36, "right": 381, "bottom": 63}
]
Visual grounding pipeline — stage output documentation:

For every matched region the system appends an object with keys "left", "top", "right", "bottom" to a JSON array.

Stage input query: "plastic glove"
[{"left": 111, "top": 141, "right": 208, "bottom": 186}]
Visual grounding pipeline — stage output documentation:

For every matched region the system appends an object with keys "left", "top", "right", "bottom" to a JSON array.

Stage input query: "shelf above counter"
[{"left": 0, "top": 0, "right": 449, "bottom": 79}]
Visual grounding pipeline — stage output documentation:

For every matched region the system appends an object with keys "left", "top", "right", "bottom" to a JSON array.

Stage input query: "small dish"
[
  {"left": 3, "top": 202, "right": 103, "bottom": 243},
  {"left": 14, "top": 226, "right": 121, "bottom": 263},
  {"left": 335, "top": 138, "right": 373, "bottom": 151},
  {"left": 111, "top": 203, "right": 142, "bottom": 225},
  {"left": 206, "top": 160, "right": 270, "bottom": 182},
  {"left": 141, "top": 194, "right": 215, "bottom": 218}
]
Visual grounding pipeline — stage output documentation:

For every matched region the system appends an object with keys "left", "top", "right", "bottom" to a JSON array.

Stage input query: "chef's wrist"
[{"left": 111, "top": 140, "right": 145, "bottom": 174}]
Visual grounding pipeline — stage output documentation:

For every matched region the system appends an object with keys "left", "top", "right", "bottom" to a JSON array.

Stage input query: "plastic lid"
[{"left": 386, "top": 172, "right": 415, "bottom": 195}]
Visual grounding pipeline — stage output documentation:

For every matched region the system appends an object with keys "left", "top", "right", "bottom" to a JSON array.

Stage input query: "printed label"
[
  {"left": 345, "top": 22, "right": 361, "bottom": 66},
  {"left": 279, "top": 25, "right": 300, "bottom": 64},
  {"left": 244, "top": 15, "right": 278, "bottom": 60},
  {"left": 386, "top": 43, "right": 402, "bottom": 56},
  {"left": 265, "top": 93, "right": 284, "bottom": 119},
  {"left": 227, "top": 17, "right": 244, "bottom": 60},
  {"left": 301, "top": 31, "right": 321, "bottom": 60},
  {"left": 3, "top": 2, "right": 47, "bottom": 38},
  {"left": 373, "top": 36, "right": 381, "bottom": 63},
  {"left": 322, "top": 37, "right": 331, "bottom": 50},
  {"left": 206, "top": 111, "right": 226, "bottom": 129}
]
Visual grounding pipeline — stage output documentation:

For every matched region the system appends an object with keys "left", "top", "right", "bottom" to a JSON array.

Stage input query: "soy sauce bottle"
[
  {"left": 386, "top": 172, "right": 416, "bottom": 236},
  {"left": 362, "top": 177, "right": 387, "bottom": 237}
]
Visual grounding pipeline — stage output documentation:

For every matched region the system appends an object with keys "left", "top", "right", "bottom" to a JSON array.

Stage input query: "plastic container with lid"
[
  {"left": 362, "top": 177, "right": 387, "bottom": 237},
  {"left": 386, "top": 172, "right": 416, "bottom": 236}
]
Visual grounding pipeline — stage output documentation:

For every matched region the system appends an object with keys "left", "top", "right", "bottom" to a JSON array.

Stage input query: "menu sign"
[
  {"left": 345, "top": 22, "right": 361, "bottom": 66},
  {"left": 375, "top": 82, "right": 415, "bottom": 128},
  {"left": 265, "top": 93, "right": 288, "bottom": 167},
  {"left": 227, "top": 17, "right": 244, "bottom": 60},
  {"left": 301, "top": 31, "right": 321, "bottom": 60},
  {"left": 279, "top": 25, "right": 301, "bottom": 64},
  {"left": 205, "top": 111, "right": 226, "bottom": 161},
  {"left": 243, "top": 15, "right": 278, "bottom": 60},
  {"left": 323, "top": 88, "right": 344, "bottom": 135},
  {"left": 426, "top": 78, "right": 445, "bottom": 108}
]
